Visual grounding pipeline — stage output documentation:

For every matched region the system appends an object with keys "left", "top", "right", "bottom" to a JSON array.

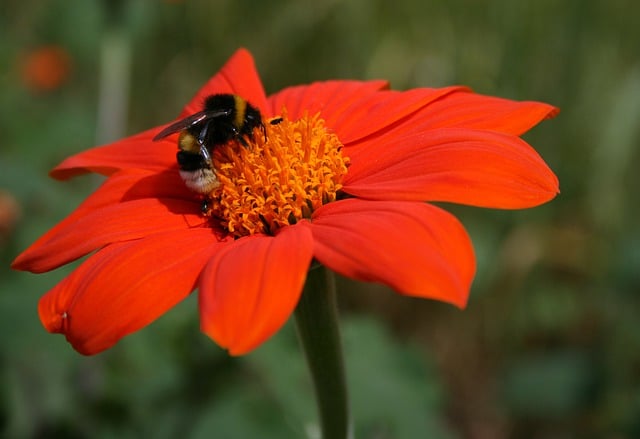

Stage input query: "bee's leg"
[
  {"left": 197, "top": 124, "right": 213, "bottom": 166},
  {"left": 199, "top": 144, "right": 212, "bottom": 167},
  {"left": 238, "top": 137, "right": 249, "bottom": 147},
  {"left": 261, "top": 121, "right": 267, "bottom": 142},
  {"left": 235, "top": 129, "right": 250, "bottom": 148},
  {"left": 201, "top": 197, "right": 212, "bottom": 216},
  {"left": 198, "top": 123, "right": 209, "bottom": 145}
]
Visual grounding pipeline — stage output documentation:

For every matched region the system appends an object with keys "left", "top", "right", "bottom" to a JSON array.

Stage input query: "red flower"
[{"left": 12, "top": 49, "right": 558, "bottom": 356}]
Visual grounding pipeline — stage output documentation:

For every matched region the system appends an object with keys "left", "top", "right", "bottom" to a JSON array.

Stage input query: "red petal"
[
  {"left": 386, "top": 89, "right": 559, "bottom": 136},
  {"left": 333, "top": 86, "right": 464, "bottom": 144},
  {"left": 50, "top": 127, "right": 175, "bottom": 180},
  {"left": 71, "top": 168, "right": 193, "bottom": 207},
  {"left": 267, "top": 80, "right": 389, "bottom": 121},
  {"left": 38, "top": 228, "right": 225, "bottom": 355},
  {"left": 12, "top": 170, "right": 202, "bottom": 273},
  {"left": 182, "top": 48, "right": 268, "bottom": 117},
  {"left": 199, "top": 224, "right": 314, "bottom": 355},
  {"left": 345, "top": 128, "right": 559, "bottom": 208},
  {"left": 14, "top": 198, "right": 203, "bottom": 273},
  {"left": 308, "top": 199, "right": 475, "bottom": 308}
]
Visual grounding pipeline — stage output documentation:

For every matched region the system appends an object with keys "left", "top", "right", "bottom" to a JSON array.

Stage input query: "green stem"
[{"left": 294, "top": 265, "right": 350, "bottom": 439}]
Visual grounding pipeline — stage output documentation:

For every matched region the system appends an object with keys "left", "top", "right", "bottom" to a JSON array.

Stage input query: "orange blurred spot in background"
[
  {"left": 20, "top": 45, "right": 72, "bottom": 92},
  {"left": 0, "top": 190, "right": 21, "bottom": 246}
]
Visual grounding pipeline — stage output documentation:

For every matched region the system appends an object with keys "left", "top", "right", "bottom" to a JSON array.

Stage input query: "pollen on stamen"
[{"left": 206, "top": 110, "right": 349, "bottom": 238}]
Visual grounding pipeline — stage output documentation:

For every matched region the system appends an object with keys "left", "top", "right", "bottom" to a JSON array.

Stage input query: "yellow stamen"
[{"left": 206, "top": 110, "right": 349, "bottom": 237}]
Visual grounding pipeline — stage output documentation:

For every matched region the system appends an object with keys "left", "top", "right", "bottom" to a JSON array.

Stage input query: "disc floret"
[{"left": 207, "top": 111, "right": 349, "bottom": 237}]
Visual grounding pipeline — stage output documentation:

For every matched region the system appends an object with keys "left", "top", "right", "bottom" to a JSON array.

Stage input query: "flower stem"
[{"left": 294, "top": 265, "right": 350, "bottom": 439}]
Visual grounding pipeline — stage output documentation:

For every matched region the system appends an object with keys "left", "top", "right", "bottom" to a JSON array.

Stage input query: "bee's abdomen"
[
  {"left": 177, "top": 151, "right": 208, "bottom": 171},
  {"left": 178, "top": 131, "right": 201, "bottom": 154}
]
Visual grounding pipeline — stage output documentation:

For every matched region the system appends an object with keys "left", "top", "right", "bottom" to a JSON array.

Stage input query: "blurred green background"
[{"left": 2, "top": 0, "right": 639, "bottom": 437}]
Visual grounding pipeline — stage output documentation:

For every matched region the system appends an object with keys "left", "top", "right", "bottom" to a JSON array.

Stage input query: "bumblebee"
[{"left": 153, "top": 94, "right": 265, "bottom": 194}]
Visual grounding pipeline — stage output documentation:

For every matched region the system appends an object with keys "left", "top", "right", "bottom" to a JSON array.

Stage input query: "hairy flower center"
[{"left": 206, "top": 111, "right": 348, "bottom": 237}]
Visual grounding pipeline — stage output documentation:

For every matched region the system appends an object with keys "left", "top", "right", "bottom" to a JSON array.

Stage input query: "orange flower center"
[{"left": 206, "top": 110, "right": 348, "bottom": 237}]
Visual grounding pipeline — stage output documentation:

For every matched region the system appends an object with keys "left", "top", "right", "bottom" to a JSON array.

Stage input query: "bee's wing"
[{"left": 152, "top": 109, "right": 231, "bottom": 141}]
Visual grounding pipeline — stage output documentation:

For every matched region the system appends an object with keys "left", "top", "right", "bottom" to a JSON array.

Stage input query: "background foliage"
[{"left": 2, "top": 0, "right": 639, "bottom": 437}]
